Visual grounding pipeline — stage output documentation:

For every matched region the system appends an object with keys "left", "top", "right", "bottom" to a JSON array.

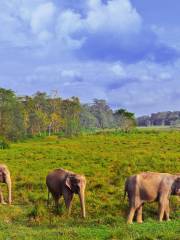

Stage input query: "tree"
[
  {"left": 0, "top": 87, "right": 138, "bottom": 139},
  {"left": 114, "top": 109, "right": 136, "bottom": 132},
  {"left": 61, "top": 97, "right": 81, "bottom": 137},
  {"left": 47, "top": 93, "right": 63, "bottom": 136},
  {"left": 0, "top": 88, "right": 25, "bottom": 140},
  {"left": 22, "top": 92, "right": 51, "bottom": 136},
  {"left": 90, "top": 99, "right": 114, "bottom": 128},
  {"left": 80, "top": 104, "right": 98, "bottom": 129}
]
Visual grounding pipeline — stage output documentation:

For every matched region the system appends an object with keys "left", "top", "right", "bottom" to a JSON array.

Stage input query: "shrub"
[
  {"left": 0, "top": 137, "right": 10, "bottom": 149},
  {"left": 28, "top": 204, "right": 46, "bottom": 220}
]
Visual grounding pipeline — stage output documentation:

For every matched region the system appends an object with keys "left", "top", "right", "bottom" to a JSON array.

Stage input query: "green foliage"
[
  {"left": 114, "top": 108, "right": 136, "bottom": 131},
  {"left": 0, "top": 136, "right": 10, "bottom": 149},
  {"left": 61, "top": 97, "right": 81, "bottom": 137},
  {"left": 0, "top": 87, "right": 138, "bottom": 141},
  {"left": 0, "top": 88, "right": 82, "bottom": 140},
  {"left": 0, "top": 88, "right": 25, "bottom": 140},
  {"left": 0, "top": 129, "right": 179, "bottom": 239},
  {"left": 80, "top": 101, "right": 137, "bottom": 131},
  {"left": 90, "top": 99, "right": 114, "bottom": 128},
  {"left": 80, "top": 104, "right": 98, "bottom": 128},
  {"left": 28, "top": 204, "right": 47, "bottom": 222}
]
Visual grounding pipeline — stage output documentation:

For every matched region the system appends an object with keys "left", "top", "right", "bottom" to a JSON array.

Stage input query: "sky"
[{"left": 0, "top": 0, "right": 180, "bottom": 116}]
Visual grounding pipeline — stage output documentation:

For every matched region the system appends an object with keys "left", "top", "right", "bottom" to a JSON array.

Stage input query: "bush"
[
  {"left": 0, "top": 137, "right": 10, "bottom": 149},
  {"left": 28, "top": 204, "right": 46, "bottom": 220}
]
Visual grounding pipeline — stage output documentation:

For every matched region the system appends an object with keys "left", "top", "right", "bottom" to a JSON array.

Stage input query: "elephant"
[
  {"left": 46, "top": 168, "right": 86, "bottom": 218},
  {"left": 0, "top": 164, "right": 12, "bottom": 204},
  {"left": 124, "top": 172, "right": 180, "bottom": 224}
]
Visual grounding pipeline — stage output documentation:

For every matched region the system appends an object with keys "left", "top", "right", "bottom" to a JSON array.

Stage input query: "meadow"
[{"left": 0, "top": 129, "right": 179, "bottom": 239}]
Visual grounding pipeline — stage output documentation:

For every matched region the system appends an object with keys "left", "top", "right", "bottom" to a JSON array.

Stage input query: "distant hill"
[{"left": 137, "top": 111, "right": 180, "bottom": 127}]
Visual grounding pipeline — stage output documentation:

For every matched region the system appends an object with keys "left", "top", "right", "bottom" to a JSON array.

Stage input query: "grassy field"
[{"left": 0, "top": 129, "right": 179, "bottom": 239}]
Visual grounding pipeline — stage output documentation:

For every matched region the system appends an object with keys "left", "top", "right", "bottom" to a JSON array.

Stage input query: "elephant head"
[
  {"left": 171, "top": 177, "right": 180, "bottom": 196},
  {"left": 65, "top": 174, "right": 86, "bottom": 218}
]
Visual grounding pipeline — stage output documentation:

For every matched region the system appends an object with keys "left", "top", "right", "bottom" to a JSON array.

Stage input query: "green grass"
[{"left": 0, "top": 130, "right": 179, "bottom": 239}]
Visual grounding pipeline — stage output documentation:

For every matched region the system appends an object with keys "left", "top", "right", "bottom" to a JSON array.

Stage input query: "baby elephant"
[
  {"left": 125, "top": 172, "right": 180, "bottom": 224},
  {"left": 0, "top": 164, "right": 12, "bottom": 204},
  {"left": 46, "top": 168, "right": 86, "bottom": 218}
]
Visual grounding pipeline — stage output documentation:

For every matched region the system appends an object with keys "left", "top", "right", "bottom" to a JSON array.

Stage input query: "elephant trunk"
[
  {"left": 6, "top": 175, "right": 12, "bottom": 204},
  {"left": 79, "top": 188, "right": 86, "bottom": 218}
]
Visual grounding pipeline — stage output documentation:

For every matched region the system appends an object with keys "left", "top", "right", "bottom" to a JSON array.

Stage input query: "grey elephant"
[
  {"left": 124, "top": 172, "right": 180, "bottom": 224},
  {"left": 46, "top": 168, "right": 86, "bottom": 218},
  {"left": 0, "top": 164, "right": 12, "bottom": 204}
]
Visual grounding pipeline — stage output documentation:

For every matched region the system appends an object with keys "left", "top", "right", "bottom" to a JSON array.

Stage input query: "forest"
[
  {"left": 0, "top": 88, "right": 136, "bottom": 142},
  {"left": 137, "top": 112, "right": 180, "bottom": 127}
]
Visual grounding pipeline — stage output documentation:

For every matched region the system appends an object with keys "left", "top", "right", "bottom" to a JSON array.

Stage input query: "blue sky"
[{"left": 0, "top": 0, "right": 180, "bottom": 115}]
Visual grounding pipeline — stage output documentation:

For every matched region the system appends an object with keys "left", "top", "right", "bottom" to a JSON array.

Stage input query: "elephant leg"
[
  {"left": 127, "top": 195, "right": 142, "bottom": 224},
  {"left": 127, "top": 207, "right": 136, "bottom": 224},
  {"left": 55, "top": 197, "right": 59, "bottom": 208},
  {"left": 63, "top": 191, "right": 74, "bottom": 216},
  {"left": 54, "top": 194, "right": 62, "bottom": 209},
  {"left": 159, "top": 201, "right": 165, "bottom": 222},
  {"left": 164, "top": 200, "right": 170, "bottom": 221},
  {"left": 6, "top": 175, "right": 12, "bottom": 204},
  {"left": 0, "top": 189, "right": 6, "bottom": 204},
  {"left": 136, "top": 205, "right": 143, "bottom": 223},
  {"left": 50, "top": 193, "right": 60, "bottom": 209}
]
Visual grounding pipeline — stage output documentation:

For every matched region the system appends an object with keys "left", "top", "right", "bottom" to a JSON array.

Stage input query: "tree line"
[
  {"left": 0, "top": 88, "right": 136, "bottom": 141},
  {"left": 137, "top": 111, "right": 180, "bottom": 127}
]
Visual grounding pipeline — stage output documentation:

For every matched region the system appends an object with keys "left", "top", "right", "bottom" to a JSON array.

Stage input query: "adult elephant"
[
  {"left": 125, "top": 172, "right": 180, "bottom": 224},
  {"left": 0, "top": 164, "right": 12, "bottom": 204},
  {"left": 46, "top": 168, "right": 86, "bottom": 218}
]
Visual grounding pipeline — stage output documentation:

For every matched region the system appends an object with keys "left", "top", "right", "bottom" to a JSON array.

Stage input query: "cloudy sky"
[{"left": 0, "top": 0, "right": 180, "bottom": 115}]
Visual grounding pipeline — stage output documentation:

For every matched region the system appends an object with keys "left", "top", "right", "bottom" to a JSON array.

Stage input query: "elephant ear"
[{"left": 65, "top": 175, "right": 72, "bottom": 190}]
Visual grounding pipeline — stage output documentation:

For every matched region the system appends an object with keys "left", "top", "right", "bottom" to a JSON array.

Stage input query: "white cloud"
[
  {"left": 0, "top": 0, "right": 142, "bottom": 49},
  {"left": 55, "top": 10, "right": 85, "bottom": 49},
  {"left": 56, "top": 10, "right": 83, "bottom": 36},
  {"left": 30, "top": 2, "right": 56, "bottom": 35},
  {"left": 86, "top": 0, "right": 142, "bottom": 34},
  {"left": 152, "top": 25, "right": 180, "bottom": 50},
  {"left": 88, "top": 0, "right": 101, "bottom": 9},
  {"left": 61, "top": 69, "right": 80, "bottom": 78},
  {"left": 111, "top": 64, "right": 126, "bottom": 77}
]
